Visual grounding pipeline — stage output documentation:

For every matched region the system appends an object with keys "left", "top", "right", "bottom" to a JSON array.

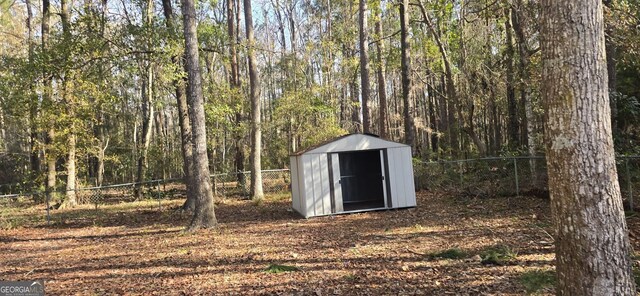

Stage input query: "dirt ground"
[{"left": 1, "top": 191, "right": 638, "bottom": 295}]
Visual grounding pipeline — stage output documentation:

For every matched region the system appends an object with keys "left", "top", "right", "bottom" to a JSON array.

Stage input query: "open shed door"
[
  {"left": 329, "top": 153, "right": 343, "bottom": 213},
  {"left": 337, "top": 150, "right": 386, "bottom": 211}
]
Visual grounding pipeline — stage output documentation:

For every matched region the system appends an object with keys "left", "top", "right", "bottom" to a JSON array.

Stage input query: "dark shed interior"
[{"left": 338, "top": 149, "right": 385, "bottom": 211}]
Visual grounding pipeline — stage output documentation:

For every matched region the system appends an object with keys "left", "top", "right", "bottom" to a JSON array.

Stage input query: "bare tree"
[
  {"left": 181, "top": 0, "right": 217, "bottom": 229},
  {"left": 541, "top": 0, "right": 635, "bottom": 293},
  {"left": 244, "top": 0, "right": 264, "bottom": 200}
]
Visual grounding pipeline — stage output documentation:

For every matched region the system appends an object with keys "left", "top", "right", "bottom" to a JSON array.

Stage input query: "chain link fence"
[
  {"left": 0, "top": 169, "right": 290, "bottom": 226},
  {"left": 2, "top": 156, "right": 639, "bottom": 227},
  {"left": 414, "top": 156, "right": 639, "bottom": 210}
]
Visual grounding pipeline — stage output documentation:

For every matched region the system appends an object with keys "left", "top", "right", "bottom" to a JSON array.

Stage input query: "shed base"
[{"left": 343, "top": 200, "right": 385, "bottom": 211}]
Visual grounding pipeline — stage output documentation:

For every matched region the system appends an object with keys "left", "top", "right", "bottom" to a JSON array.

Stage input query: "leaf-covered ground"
[{"left": 1, "top": 191, "right": 638, "bottom": 295}]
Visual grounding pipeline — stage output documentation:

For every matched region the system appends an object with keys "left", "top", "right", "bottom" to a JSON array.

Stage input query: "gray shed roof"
[{"left": 292, "top": 133, "right": 409, "bottom": 156}]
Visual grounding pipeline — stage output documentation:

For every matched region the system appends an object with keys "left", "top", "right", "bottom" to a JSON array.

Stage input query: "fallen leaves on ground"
[{"left": 1, "top": 191, "right": 634, "bottom": 295}]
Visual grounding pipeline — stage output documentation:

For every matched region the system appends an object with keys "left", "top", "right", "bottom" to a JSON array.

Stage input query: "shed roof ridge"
[{"left": 291, "top": 133, "right": 409, "bottom": 156}]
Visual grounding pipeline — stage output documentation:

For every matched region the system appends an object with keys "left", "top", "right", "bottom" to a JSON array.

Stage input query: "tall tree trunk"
[
  {"left": 374, "top": 6, "right": 387, "bottom": 139},
  {"left": 505, "top": 8, "right": 519, "bottom": 148},
  {"left": 42, "top": 0, "right": 56, "bottom": 204},
  {"left": 541, "top": 0, "right": 635, "bottom": 294},
  {"left": 95, "top": 0, "right": 108, "bottom": 187},
  {"left": 182, "top": 0, "right": 217, "bottom": 230},
  {"left": 359, "top": 0, "right": 371, "bottom": 134},
  {"left": 135, "top": 0, "right": 155, "bottom": 198},
  {"left": 136, "top": 70, "right": 154, "bottom": 197},
  {"left": 60, "top": 0, "right": 77, "bottom": 207},
  {"left": 162, "top": 0, "right": 196, "bottom": 210},
  {"left": 244, "top": 0, "right": 264, "bottom": 200},
  {"left": 26, "top": 0, "right": 40, "bottom": 182},
  {"left": 512, "top": 1, "right": 537, "bottom": 179},
  {"left": 228, "top": 0, "right": 245, "bottom": 190},
  {"left": 399, "top": 0, "right": 415, "bottom": 150}
]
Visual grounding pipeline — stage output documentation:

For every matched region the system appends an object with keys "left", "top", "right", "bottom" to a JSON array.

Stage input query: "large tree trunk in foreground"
[
  {"left": 181, "top": 0, "right": 217, "bottom": 230},
  {"left": 244, "top": 0, "right": 264, "bottom": 200},
  {"left": 541, "top": 0, "right": 635, "bottom": 294}
]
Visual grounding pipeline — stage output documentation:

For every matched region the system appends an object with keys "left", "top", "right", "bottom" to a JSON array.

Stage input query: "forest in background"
[{"left": 0, "top": 0, "right": 639, "bottom": 195}]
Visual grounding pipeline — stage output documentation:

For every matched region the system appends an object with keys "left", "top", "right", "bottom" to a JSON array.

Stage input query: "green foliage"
[
  {"left": 518, "top": 269, "right": 555, "bottom": 295},
  {"left": 264, "top": 263, "right": 300, "bottom": 273},
  {"left": 480, "top": 245, "right": 517, "bottom": 265},
  {"left": 265, "top": 85, "right": 346, "bottom": 167}
]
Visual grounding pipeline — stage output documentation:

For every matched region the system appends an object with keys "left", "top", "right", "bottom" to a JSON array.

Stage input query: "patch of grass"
[
  {"left": 480, "top": 245, "right": 517, "bottom": 265},
  {"left": 0, "top": 202, "right": 32, "bottom": 229},
  {"left": 428, "top": 248, "right": 468, "bottom": 260},
  {"left": 519, "top": 269, "right": 555, "bottom": 294},
  {"left": 264, "top": 263, "right": 300, "bottom": 273},
  {"left": 0, "top": 216, "right": 27, "bottom": 229},
  {"left": 343, "top": 273, "right": 358, "bottom": 282}
]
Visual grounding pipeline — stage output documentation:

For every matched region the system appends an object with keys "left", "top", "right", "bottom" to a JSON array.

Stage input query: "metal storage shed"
[{"left": 290, "top": 133, "right": 417, "bottom": 218}]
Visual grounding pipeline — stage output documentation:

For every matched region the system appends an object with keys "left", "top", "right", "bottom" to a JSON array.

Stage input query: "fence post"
[
  {"left": 626, "top": 159, "right": 633, "bottom": 211},
  {"left": 513, "top": 158, "right": 519, "bottom": 197}
]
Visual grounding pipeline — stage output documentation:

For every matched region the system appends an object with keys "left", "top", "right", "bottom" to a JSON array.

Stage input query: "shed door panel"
[
  {"left": 330, "top": 153, "right": 343, "bottom": 213},
  {"left": 380, "top": 150, "right": 389, "bottom": 208}
]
